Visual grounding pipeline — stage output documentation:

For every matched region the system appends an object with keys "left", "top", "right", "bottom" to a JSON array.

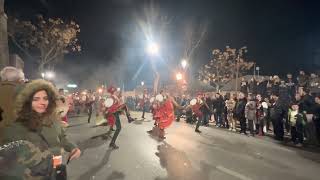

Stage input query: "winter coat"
[
  {"left": 285, "top": 78, "right": 296, "bottom": 98},
  {"left": 1, "top": 79, "right": 77, "bottom": 179},
  {"left": 288, "top": 109, "right": 306, "bottom": 127},
  {"left": 300, "top": 94, "right": 315, "bottom": 114},
  {"left": 0, "top": 81, "right": 22, "bottom": 128},
  {"left": 269, "top": 101, "right": 284, "bottom": 120},
  {"left": 240, "top": 81, "right": 248, "bottom": 94},
  {"left": 225, "top": 99, "right": 236, "bottom": 113},
  {"left": 234, "top": 98, "right": 247, "bottom": 118},
  {"left": 245, "top": 101, "right": 257, "bottom": 121},
  {"left": 213, "top": 97, "right": 225, "bottom": 113},
  {"left": 297, "top": 74, "right": 309, "bottom": 87}
]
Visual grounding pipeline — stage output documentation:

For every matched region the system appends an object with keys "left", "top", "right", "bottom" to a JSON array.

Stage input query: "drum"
[
  {"left": 150, "top": 97, "right": 155, "bottom": 103},
  {"left": 190, "top": 98, "right": 197, "bottom": 105},
  {"left": 104, "top": 97, "right": 114, "bottom": 108},
  {"left": 155, "top": 94, "right": 164, "bottom": 102}
]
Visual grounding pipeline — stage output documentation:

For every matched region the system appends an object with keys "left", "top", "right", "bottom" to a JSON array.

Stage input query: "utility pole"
[{"left": 235, "top": 55, "right": 240, "bottom": 92}]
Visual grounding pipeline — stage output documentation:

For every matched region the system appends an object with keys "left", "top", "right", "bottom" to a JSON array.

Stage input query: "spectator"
[
  {"left": 300, "top": 88, "right": 318, "bottom": 144},
  {"left": 313, "top": 96, "right": 320, "bottom": 143},
  {"left": 234, "top": 92, "right": 247, "bottom": 134},
  {"left": 225, "top": 94, "right": 236, "bottom": 131},
  {"left": 288, "top": 102, "right": 305, "bottom": 147},
  {"left": 297, "top": 70, "right": 309, "bottom": 88},
  {"left": 271, "top": 76, "right": 280, "bottom": 96},
  {"left": 0, "top": 66, "right": 25, "bottom": 130},
  {"left": 245, "top": 94, "right": 257, "bottom": 136},
  {"left": 213, "top": 93, "right": 224, "bottom": 127},
  {"left": 270, "top": 94, "right": 285, "bottom": 141},
  {"left": 256, "top": 94, "right": 267, "bottom": 135},
  {"left": 248, "top": 78, "right": 257, "bottom": 95},
  {"left": 285, "top": 73, "right": 297, "bottom": 101},
  {"left": 1, "top": 79, "right": 81, "bottom": 179},
  {"left": 256, "top": 78, "right": 268, "bottom": 98},
  {"left": 202, "top": 93, "right": 212, "bottom": 126},
  {"left": 309, "top": 73, "right": 319, "bottom": 88},
  {"left": 240, "top": 78, "right": 248, "bottom": 95}
]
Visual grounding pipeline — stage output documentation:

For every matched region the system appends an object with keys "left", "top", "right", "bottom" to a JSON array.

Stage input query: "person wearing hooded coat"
[{"left": 1, "top": 79, "right": 81, "bottom": 179}]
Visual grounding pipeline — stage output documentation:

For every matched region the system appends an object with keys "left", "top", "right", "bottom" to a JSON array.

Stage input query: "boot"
[
  {"left": 109, "top": 143, "right": 119, "bottom": 149},
  {"left": 127, "top": 114, "right": 135, "bottom": 123},
  {"left": 159, "top": 129, "right": 166, "bottom": 139}
]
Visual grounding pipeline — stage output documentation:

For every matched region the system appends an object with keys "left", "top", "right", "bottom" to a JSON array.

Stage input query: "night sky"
[{"left": 5, "top": 0, "right": 320, "bottom": 89}]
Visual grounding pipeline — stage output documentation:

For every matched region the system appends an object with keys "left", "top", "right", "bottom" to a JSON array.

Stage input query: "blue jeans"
[
  {"left": 203, "top": 113, "right": 210, "bottom": 125},
  {"left": 215, "top": 112, "right": 223, "bottom": 126}
]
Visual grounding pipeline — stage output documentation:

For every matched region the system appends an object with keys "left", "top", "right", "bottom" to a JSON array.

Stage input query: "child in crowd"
[{"left": 288, "top": 102, "right": 305, "bottom": 147}]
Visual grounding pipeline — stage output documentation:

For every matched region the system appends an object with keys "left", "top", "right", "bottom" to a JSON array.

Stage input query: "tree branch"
[{"left": 8, "top": 33, "right": 34, "bottom": 59}]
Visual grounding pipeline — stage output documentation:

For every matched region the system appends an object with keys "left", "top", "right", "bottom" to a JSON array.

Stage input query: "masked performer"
[
  {"left": 104, "top": 86, "right": 134, "bottom": 149},
  {"left": 148, "top": 91, "right": 182, "bottom": 139},
  {"left": 186, "top": 93, "right": 210, "bottom": 133}
]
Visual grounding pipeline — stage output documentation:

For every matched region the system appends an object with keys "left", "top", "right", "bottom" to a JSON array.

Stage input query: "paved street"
[{"left": 66, "top": 112, "right": 320, "bottom": 180}]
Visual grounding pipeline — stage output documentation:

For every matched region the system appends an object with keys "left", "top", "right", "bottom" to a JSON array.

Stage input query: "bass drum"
[
  {"left": 150, "top": 97, "right": 155, "bottom": 103},
  {"left": 190, "top": 98, "right": 197, "bottom": 106},
  {"left": 190, "top": 98, "right": 202, "bottom": 106},
  {"left": 155, "top": 94, "right": 164, "bottom": 102},
  {"left": 104, "top": 97, "right": 114, "bottom": 108}
]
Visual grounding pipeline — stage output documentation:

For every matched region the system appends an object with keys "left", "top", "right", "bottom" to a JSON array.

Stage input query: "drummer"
[
  {"left": 104, "top": 86, "right": 134, "bottom": 149},
  {"left": 187, "top": 92, "right": 210, "bottom": 133},
  {"left": 148, "top": 90, "right": 183, "bottom": 139}
]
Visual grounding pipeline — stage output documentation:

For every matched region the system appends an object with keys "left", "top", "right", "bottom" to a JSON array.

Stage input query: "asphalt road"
[{"left": 65, "top": 111, "right": 320, "bottom": 180}]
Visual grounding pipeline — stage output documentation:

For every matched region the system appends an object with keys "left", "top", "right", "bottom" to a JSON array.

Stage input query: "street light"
[
  {"left": 67, "top": 84, "right": 78, "bottom": 88},
  {"left": 146, "top": 42, "right": 159, "bottom": 55},
  {"left": 141, "top": 81, "right": 145, "bottom": 86},
  {"left": 46, "top": 71, "right": 55, "bottom": 79},
  {"left": 181, "top": 59, "right": 187, "bottom": 69},
  {"left": 176, "top": 73, "right": 182, "bottom": 81},
  {"left": 41, "top": 73, "right": 45, "bottom": 79},
  {"left": 256, "top": 66, "right": 260, "bottom": 77}
]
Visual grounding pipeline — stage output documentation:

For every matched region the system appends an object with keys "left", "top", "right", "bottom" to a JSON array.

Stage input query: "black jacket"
[
  {"left": 300, "top": 94, "right": 315, "bottom": 114},
  {"left": 269, "top": 101, "right": 284, "bottom": 120},
  {"left": 234, "top": 98, "right": 247, "bottom": 118}
]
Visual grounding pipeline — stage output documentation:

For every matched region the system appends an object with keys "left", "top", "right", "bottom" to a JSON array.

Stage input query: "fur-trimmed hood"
[{"left": 15, "top": 79, "right": 59, "bottom": 116}]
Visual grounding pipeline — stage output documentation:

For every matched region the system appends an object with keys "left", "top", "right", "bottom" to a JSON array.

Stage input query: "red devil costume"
[
  {"left": 148, "top": 94, "right": 177, "bottom": 139},
  {"left": 188, "top": 92, "right": 209, "bottom": 133},
  {"left": 104, "top": 86, "right": 134, "bottom": 149}
]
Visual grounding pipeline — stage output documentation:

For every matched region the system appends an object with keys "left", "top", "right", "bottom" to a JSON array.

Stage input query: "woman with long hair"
[{"left": 1, "top": 79, "right": 81, "bottom": 179}]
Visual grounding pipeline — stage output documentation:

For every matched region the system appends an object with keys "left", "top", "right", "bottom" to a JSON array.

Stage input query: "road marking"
[{"left": 216, "top": 165, "right": 252, "bottom": 180}]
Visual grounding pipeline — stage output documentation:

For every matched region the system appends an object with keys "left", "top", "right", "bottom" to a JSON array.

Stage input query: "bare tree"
[
  {"left": 8, "top": 15, "right": 81, "bottom": 73},
  {"left": 182, "top": 20, "right": 208, "bottom": 63},
  {"left": 198, "top": 46, "right": 254, "bottom": 91}
]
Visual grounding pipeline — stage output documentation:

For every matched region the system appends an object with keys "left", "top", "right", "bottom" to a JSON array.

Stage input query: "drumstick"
[{"left": 67, "top": 150, "right": 77, "bottom": 164}]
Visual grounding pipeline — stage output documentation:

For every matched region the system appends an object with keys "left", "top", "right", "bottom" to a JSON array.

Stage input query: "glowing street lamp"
[
  {"left": 46, "top": 71, "right": 55, "bottom": 79},
  {"left": 181, "top": 59, "right": 187, "bottom": 69},
  {"left": 141, "top": 81, "right": 145, "bottom": 86},
  {"left": 146, "top": 42, "right": 159, "bottom": 55},
  {"left": 67, "top": 84, "right": 78, "bottom": 88},
  {"left": 98, "top": 88, "right": 103, "bottom": 93},
  {"left": 176, "top": 73, "right": 183, "bottom": 81},
  {"left": 41, "top": 73, "right": 45, "bottom": 79}
]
